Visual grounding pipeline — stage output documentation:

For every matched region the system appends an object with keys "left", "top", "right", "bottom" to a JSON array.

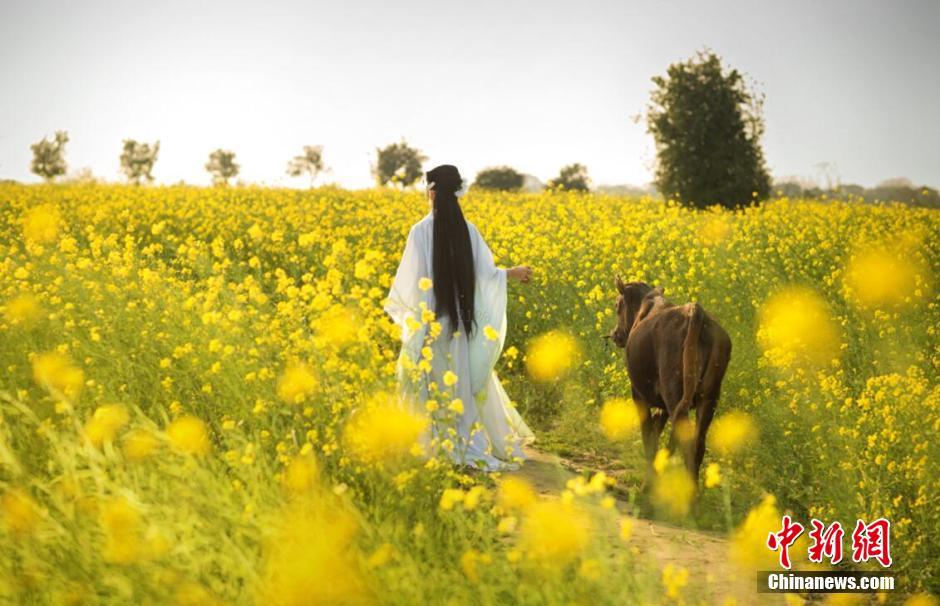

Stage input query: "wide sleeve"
[
  {"left": 384, "top": 225, "right": 431, "bottom": 350},
  {"left": 467, "top": 223, "right": 508, "bottom": 396}
]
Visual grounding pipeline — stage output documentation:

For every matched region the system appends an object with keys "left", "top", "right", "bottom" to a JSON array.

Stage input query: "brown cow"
[{"left": 609, "top": 279, "right": 732, "bottom": 482}]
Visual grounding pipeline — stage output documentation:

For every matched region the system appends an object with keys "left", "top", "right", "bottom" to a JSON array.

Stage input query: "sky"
[{"left": 1, "top": 0, "right": 938, "bottom": 189}]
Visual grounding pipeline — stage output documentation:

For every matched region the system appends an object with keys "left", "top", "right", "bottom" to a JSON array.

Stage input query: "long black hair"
[{"left": 427, "top": 164, "right": 475, "bottom": 336}]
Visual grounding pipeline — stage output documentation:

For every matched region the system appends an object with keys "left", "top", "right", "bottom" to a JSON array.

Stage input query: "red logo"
[
  {"left": 808, "top": 519, "right": 844, "bottom": 565},
  {"left": 767, "top": 515, "right": 805, "bottom": 570},
  {"left": 851, "top": 518, "right": 892, "bottom": 567},
  {"left": 768, "top": 516, "right": 892, "bottom": 569}
]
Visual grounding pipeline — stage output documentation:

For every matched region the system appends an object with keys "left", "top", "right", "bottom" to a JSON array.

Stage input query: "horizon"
[{"left": 2, "top": 0, "right": 939, "bottom": 189}]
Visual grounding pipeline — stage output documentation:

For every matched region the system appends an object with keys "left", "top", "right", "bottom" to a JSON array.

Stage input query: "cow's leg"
[
  {"left": 668, "top": 408, "right": 696, "bottom": 475},
  {"left": 692, "top": 344, "right": 729, "bottom": 480},
  {"left": 661, "top": 380, "right": 694, "bottom": 465},
  {"left": 635, "top": 390, "right": 666, "bottom": 489},
  {"left": 693, "top": 395, "right": 717, "bottom": 478}
]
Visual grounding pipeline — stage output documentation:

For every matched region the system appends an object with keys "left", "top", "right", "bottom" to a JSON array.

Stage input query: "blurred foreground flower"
[
  {"left": 316, "top": 305, "right": 361, "bottom": 348},
  {"left": 704, "top": 463, "right": 722, "bottom": 488},
  {"left": 661, "top": 563, "right": 689, "bottom": 599},
  {"left": 757, "top": 287, "right": 840, "bottom": 369},
  {"left": 283, "top": 454, "right": 320, "bottom": 494},
  {"left": 599, "top": 398, "right": 639, "bottom": 440},
  {"left": 32, "top": 352, "right": 84, "bottom": 401},
  {"left": 84, "top": 404, "right": 130, "bottom": 448},
  {"left": 519, "top": 500, "right": 592, "bottom": 567},
  {"left": 525, "top": 330, "right": 581, "bottom": 382},
  {"left": 730, "top": 494, "right": 783, "bottom": 571},
  {"left": 277, "top": 363, "right": 318, "bottom": 404},
  {"left": 344, "top": 393, "right": 428, "bottom": 466},
  {"left": 3, "top": 293, "right": 42, "bottom": 325},
  {"left": 166, "top": 416, "right": 211, "bottom": 456},
  {"left": 652, "top": 457, "right": 695, "bottom": 519},
  {"left": 708, "top": 411, "right": 758, "bottom": 456},
  {"left": 844, "top": 245, "right": 928, "bottom": 309},
  {"left": 122, "top": 429, "right": 160, "bottom": 461},
  {"left": 256, "top": 497, "right": 371, "bottom": 606},
  {"left": 1, "top": 488, "right": 40, "bottom": 535},
  {"left": 99, "top": 497, "right": 143, "bottom": 564},
  {"left": 22, "top": 203, "right": 62, "bottom": 244},
  {"left": 497, "top": 476, "right": 537, "bottom": 512}
]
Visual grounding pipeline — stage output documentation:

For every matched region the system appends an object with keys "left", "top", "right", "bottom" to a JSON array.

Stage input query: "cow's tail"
[{"left": 675, "top": 302, "right": 703, "bottom": 420}]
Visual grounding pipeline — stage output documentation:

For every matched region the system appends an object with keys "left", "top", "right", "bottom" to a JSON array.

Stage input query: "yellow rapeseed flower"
[
  {"left": 599, "top": 398, "right": 639, "bottom": 440},
  {"left": 519, "top": 500, "right": 592, "bottom": 566},
  {"left": 704, "top": 463, "right": 722, "bottom": 488},
  {"left": 283, "top": 454, "right": 319, "bottom": 494},
  {"left": 32, "top": 352, "right": 84, "bottom": 401},
  {"left": 256, "top": 497, "right": 368, "bottom": 606},
  {"left": 99, "top": 496, "right": 143, "bottom": 564},
  {"left": 84, "top": 404, "right": 130, "bottom": 448},
  {"left": 844, "top": 246, "right": 926, "bottom": 309},
  {"left": 277, "top": 363, "right": 318, "bottom": 404},
  {"left": 4, "top": 293, "right": 42, "bottom": 325},
  {"left": 122, "top": 429, "right": 160, "bottom": 461},
  {"left": 166, "top": 416, "right": 211, "bottom": 456},
  {"left": 525, "top": 330, "right": 581, "bottom": 382},
  {"left": 22, "top": 204, "right": 62, "bottom": 244},
  {"left": 1, "top": 488, "right": 40, "bottom": 535},
  {"left": 730, "top": 494, "right": 782, "bottom": 571},
  {"left": 439, "top": 488, "right": 465, "bottom": 511},
  {"left": 662, "top": 563, "right": 689, "bottom": 599},
  {"left": 344, "top": 393, "right": 428, "bottom": 465},
  {"left": 757, "top": 287, "right": 840, "bottom": 369},
  {"left": 709, "top": 411, "right": 758, "bottom": 456},
  {"left": 497, "top": 477, "right": 537, "bottom": 512},
  {"left": 652, "top": 463, "right": 695, "bottom": 519}
]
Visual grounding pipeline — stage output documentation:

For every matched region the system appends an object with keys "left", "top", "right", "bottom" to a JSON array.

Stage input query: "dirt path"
[{"left": 510, "top": 447, "right": 777, "bottom": 605}]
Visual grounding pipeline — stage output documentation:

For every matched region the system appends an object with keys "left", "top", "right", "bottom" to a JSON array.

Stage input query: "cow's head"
[{"left": 609, "top": 278, "right": 662, "bottom": 348}]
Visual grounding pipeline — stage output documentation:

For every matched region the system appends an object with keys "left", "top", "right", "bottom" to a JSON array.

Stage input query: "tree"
[
  {"left": 120, "top": 139, "right": 160, "bottom": 184},
  {"left": 30, "top": 131, "right": 69, "bottom": 182},
  {"left": 473, "top": 166, "right": 524, "bottom": 191},
  {"left": 373, "top": 141, "right": 426, "bottom": 187},
  {"left": 647, "top": 50, "right": 771, "bottom": 208},
  {"left": 548, "top": 163, "right": 591, "bottom": 191},
  {"left": 286, "top": 145, "right": 325, "bottom": 187},
  {"left": 205, "top": 149, "right": 239, "bottom": 186}
]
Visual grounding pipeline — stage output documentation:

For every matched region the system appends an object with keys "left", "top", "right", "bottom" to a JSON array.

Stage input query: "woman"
[{"left": 384, "top": 164, "right": 535, "bottom": 470}]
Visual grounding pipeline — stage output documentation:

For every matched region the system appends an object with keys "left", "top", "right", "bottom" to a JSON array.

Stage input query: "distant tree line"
[
  {"left": 774, "top": 177, "right": 939, "bottom": 209},
  {"left": 23, "top": 48, "right": 937, "bottom": 209}
]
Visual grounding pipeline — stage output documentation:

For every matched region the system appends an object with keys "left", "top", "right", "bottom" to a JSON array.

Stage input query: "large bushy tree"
[
  {"left": 548, "top": 163, "right": 591, "bottom": 192},
  {"left": 373, "top": 141, "right": 426, "bottom": 187},
  {"left": 120, "top": 139, "right": 160, "bottom": 184},
  {"left": 287, "top": 145, "right": 325, "bottom": 187},
  {"left": 206, "top": 149, "right": 239, "bottom": 186},
  {"left": 473, "top": 166, "right": 524, "bottom": 191},
  {"left": 30, "top": 131, "right": 69, "bottom": 182},
  {"left": 647, "top": 50, "right": 771, "bottom": 208}
]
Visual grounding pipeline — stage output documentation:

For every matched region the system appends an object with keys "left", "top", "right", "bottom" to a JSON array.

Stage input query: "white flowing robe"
[{"left": 384, "top": 212, "right": 534, "bottom": 470}]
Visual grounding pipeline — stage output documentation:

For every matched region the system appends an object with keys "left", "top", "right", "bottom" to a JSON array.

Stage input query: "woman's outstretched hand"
[{"left": 508, "top": 265, "right": 533, "bottom": 284}]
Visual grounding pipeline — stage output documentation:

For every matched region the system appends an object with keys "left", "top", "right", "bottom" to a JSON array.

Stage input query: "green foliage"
[
  {"left": 205, "top": 149, "right": 240, "bottom": 186},
  {"left": 473, "top": 166, "right": 524, "bottom": 191},
  {"left": 287, "top": 145, "right": 325, "bottom": 187},
  {"left": 548, "top": 164, "right": 591, "bottom": 192},
  {"left": 647, "top": 50, "right": 771, "bottom": 209},
  {"left": 119, "top": 139, "right": 160, "bottom": 184},
  {"left": 30, "top": 131, "right": 69, "bottom": 182},
  {"left": 373, "top": 141, "right": 426, "bottom": 187}
]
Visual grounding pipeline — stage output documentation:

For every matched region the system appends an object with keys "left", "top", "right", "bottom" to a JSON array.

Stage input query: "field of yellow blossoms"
[{"left": 1, "top": 182, "right": 937, "bottom": 604}]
